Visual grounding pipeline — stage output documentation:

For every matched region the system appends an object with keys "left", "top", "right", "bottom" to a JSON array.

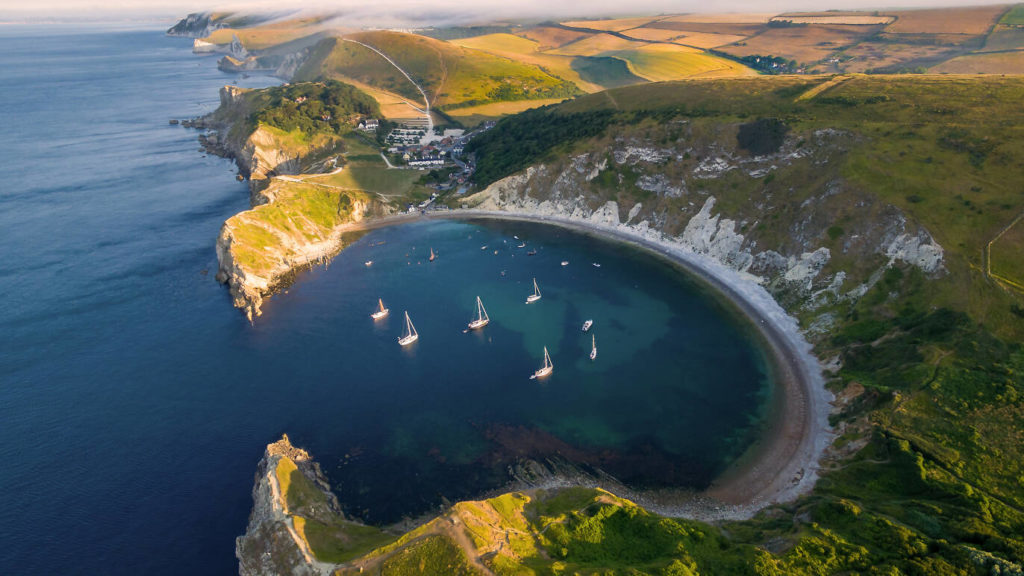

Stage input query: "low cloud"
[{"left": 2, "top": 0, "right": 1009, "bottom": 24}]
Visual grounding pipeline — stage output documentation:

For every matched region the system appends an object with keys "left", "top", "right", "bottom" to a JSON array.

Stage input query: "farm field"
[
  {"left": 984, "top": 25, "right": 1024, "bottom": 50},
  {"left": 1002, "top": 4, "right": 1024, "bottom": 25},
  {"left": 561, "top": 16, "right": 663, "bottom": 31},
  {"left": 610, "top": 43, "right": 756, "bottom": 80},
  {"left": 720, "top": 25, "right": 881, "bottom": 65},
  {"left": 930, "top": 51, "right": 1024, "bottom": 73},
  {"left": 661, "top": 13, "right": 773, "bottom": 23},
  {"left": 841, "top": 41, "right": 959, "bottom": 73},
  {"left": 516, "top": 26, "right": 591, "bottom": 50},
  {"left": 772, "top": 14, "right": 895, "bottom": 25},
  {"left": 451, "top": 33, "right": 601, "bottom": 92},
  {"left": 881, "top": 5, "right": 1008, "bottom": 37},
  {"left": 548, "top": 33, "right": 648, "bottom": 56},
  {"left": 617, "top": 27, "right": 687, "bottom": 42}
]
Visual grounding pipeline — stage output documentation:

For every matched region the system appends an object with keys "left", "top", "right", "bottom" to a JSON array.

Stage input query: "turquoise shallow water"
[
  {"left": 0, "top": 27, "right": 773, "bottom": 575},
  {"left": 259, "top": 218, "right": 775, "bottom": 523}
]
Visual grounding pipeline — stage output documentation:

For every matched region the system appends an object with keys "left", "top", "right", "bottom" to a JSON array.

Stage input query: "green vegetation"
[
  {"left": 571, "top": 55, "right": 647, "bottom": 89},
  {"left": 295, "top": 32, "right": 581, "bottom": 111},
  {"left": 294, "top": 516, "right": 396, "bottom": 564},
  {"left": 226, "top": 184, "right": 368, "bottom": 278},
  {"left": 275, "top": 458, "right": 323, "bottom": 511},
  {"left": 377, "top": 535, "right": 484, "bottom": 575},
  {"left": 999, "top": 4, "right": 1024, "bottom": 25},
  {"left": 990, "top": 216, "right": 1024, "bottom": 291},
  {"left": 452, "top": 75, "right": 1024, "bottom": 574},
  {"left": 252, "top": 81, "right": 379, "bottom": 136}
]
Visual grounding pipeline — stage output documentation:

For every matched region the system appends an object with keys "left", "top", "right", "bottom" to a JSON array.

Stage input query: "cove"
[{"left": 256, "top": 218, "right": 776, "bottom": 524}]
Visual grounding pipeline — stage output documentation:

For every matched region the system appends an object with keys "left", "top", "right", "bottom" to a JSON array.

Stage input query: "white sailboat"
[
  {"left": 590, "top": 334, "right": 597, "bottom": 361},
  {"left": 398, "top": 311, "right": 418, "bottom": 346},
  {"left": 581, "top": 319, "right": 593, "bottom": 332},
  {"left": 467, "top": 296, "right": 490, "bottom": 330},
  {"left": 526, "top": 278, "right": 542, "bottom": 304},
  {"left": 370, "top": 298, "right": 389, "bottom": 320},
  {"left": 429, "top": 248, "right": 436, "bottom": 262},
  {"left": 530, "top": 346, "right": 553, "bottom": 379}
]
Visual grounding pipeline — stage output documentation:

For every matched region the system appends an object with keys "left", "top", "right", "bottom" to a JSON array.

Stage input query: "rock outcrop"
[
  {"left": 215, "top": 186, "right": 381, "bottom": 321},
  {"left": 463, "top": 130, "right": 945, "bottom": 321},
  {"left": 167, "top": 12, "right": 223, "bottom": 38},
  {"left": 237, "top": 435, "right": 340, "bottom": 576}
]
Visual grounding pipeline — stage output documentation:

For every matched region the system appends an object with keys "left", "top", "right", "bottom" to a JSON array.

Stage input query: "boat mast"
[{"left": 477, "top": 296, "right": 488, "bottom": 322}]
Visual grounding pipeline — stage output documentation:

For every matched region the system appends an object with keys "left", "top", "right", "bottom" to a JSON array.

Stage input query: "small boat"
[
  {"left": 530, "top": 346, "right": 554, "bottom": 379},
  {"left": 514, "top": 235, "right": 519, "bottom": 240},
  {"left": 517, "top": 243, "right": 526, "bottom": 248},
  {"left": 429, "top": 248, "right": 436, "bottom": 262},
  {"left": 493, "top": 250, "right": 498, "bottom": 255},
  {"left": 561, "top": 261, "right": 569, "bottom": 266},
  {"left": 480, "top": 245, "right": 488, "bottom": 250},
  {"left": 590, "top": 334, "right": 597, "bottom": 361},
  {"left": 526, "top": 278, "right": 542, "bottom": 304},
  {"left": 467, "top": 296, "right": 490, "bottom": 330},
  {"left": 582, "top": 319, "right": 593, "bottom": 332},
  {"left": 592, "top": 262, "right": 601, "bottom": 268},
  {"left": 527, "top": 249, "right": 537, "bottom": 256},
  {"left": 365, "top": 260, "right": 373, "bottom": 267},
  {"left": 500, "top": 270, "right": 507, "bottom": 277},
  {"left": 371, "top": 298, "right": 389, "bottom": 320},
  {"left": 398, "top": 311, "right": 418, "bottom": 346}
]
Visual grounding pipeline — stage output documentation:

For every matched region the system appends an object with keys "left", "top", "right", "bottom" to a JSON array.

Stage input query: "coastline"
[
  {"left": 267, "top": 208, "right": 833, "bottom": 521},
  {"left": 429, "top": 209, "right": 833, "bottom": 521}
]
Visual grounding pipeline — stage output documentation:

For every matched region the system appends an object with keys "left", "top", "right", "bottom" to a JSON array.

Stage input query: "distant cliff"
[{"left": 166, "top": 12, "right": 224, "bottom": 38}]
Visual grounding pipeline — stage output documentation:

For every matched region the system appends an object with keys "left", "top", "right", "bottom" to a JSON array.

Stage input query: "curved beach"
[{"left": 430, "top": 209, "right": 834, "bottom": 521}]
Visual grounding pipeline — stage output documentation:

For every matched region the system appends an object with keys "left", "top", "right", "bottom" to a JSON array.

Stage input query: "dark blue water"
[{"left": 0, "top": 28, "right": 773, "bottom": 575}]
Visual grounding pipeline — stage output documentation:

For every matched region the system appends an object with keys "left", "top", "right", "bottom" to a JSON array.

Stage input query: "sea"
[{"left": 0, "top": 27, "right": 774, "bottom": 575}]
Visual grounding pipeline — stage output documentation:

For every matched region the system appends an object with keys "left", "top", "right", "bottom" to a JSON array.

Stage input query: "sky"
[{"left": 0, "top": 0, "right": 1010, "bottom": 23}]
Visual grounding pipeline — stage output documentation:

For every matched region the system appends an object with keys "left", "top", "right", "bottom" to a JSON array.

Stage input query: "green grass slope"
[{"left": 294, "top": 31, "right": 581, "bottom": 111}]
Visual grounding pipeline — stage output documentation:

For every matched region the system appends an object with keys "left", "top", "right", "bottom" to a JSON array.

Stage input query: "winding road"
[{"left": 341, "top": 38, "right": 433, "bottom": 134}]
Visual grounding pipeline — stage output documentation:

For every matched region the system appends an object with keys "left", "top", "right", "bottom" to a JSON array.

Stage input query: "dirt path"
[{"left": 342, "top": 38, "right": 433, "bottom": 134}]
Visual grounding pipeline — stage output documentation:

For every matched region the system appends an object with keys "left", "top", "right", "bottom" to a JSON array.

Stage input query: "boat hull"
[
  {"left": 398, "top": 335, "right": 418, "bottom": 346},
  {"left": 371, "top": 310, "right": 389, "bottom": 320},
  {"left": 526, "top": 295, "right": 541, "bottom": 304},
  {"left": 467, "top": 319, "right": 489, "bottom": 329}
]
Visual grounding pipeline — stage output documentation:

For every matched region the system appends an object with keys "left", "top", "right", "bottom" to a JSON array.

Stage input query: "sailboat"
[
  {"left": 370, "top": 298, "right": 389, "bottom": 320},
  {"left": 467, "top": 296, "right": 490, "bottom": 330},
  {"left": 590, "top": 334, "right": 597, "bottom": 361},
  {"left": 397, "top": 311, "right": 418, "bottom": 346},
  {"left": 530, "top": 346, "right": 553, "bottom": 379},
  {"left": 526, "top": 278, "right": 542, "bottom": 304},
  {"left": 429, "top": 248, "right": 436, "bottom": 262}
]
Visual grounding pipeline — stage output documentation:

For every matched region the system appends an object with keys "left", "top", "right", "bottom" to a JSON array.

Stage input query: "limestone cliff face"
[
  {"left": 237, "top": 435, "right": 339, "bottom": 576},
  {"left": 464, "top": 132, "right": 945, "bottom": 330},
  {"left": 215, "top": 187, "right": 381, "bottom": 321}
]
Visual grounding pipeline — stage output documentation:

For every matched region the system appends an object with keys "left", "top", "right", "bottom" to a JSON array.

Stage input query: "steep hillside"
[{"left": 293, "top": 31, "right": 581, "bottom": 111}]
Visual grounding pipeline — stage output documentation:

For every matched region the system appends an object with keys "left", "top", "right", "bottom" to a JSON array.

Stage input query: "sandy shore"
[{"left": 425, "top": 209, "right": 834, "bottom": 521}]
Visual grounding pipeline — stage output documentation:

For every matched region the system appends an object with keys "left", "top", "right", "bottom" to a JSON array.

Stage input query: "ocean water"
[{"left": 0, "top": 28, "right": 772, "bottom": 575}]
